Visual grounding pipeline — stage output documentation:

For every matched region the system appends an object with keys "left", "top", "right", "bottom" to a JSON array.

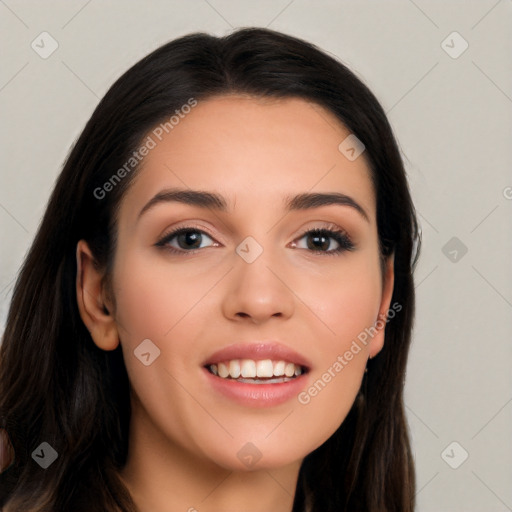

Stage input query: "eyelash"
[{"left": 155, "top": 224, "right": 355, "bottom": 256}]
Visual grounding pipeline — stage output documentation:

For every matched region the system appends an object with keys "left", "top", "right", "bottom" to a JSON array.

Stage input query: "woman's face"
[{"left": 103, "top": 95, "right": 393, "bottom": 470}]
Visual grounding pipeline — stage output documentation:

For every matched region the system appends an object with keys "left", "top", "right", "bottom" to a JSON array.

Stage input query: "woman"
[{"left": 0, "top": 27, "right": 420, "bottom": 511}]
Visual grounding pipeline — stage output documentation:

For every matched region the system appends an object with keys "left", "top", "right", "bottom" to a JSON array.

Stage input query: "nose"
[{"left": 221, "top": 244, "right": 295, "bottom": 325}]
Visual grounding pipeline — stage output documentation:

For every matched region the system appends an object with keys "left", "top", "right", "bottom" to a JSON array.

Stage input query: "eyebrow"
[{"left": 137, "top": 188, "right": 369, "bottom": 222}]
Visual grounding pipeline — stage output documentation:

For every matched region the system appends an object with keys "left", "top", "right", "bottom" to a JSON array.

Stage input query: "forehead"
[{"left": 119, "top": 95, "right": 375, "bottom": 223}]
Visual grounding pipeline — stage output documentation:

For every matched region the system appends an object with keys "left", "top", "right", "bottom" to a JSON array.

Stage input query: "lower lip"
[{"left": 202, "top": 367, "right": 309, "bottom": 408}]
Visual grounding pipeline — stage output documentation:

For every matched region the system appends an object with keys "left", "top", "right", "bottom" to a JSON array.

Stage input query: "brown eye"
[
  {"left": 294, "top": 228, "right": 355, "bottom": 255},
  {"left": 156, "top": 228, "right": 217, "bottom": 252}
]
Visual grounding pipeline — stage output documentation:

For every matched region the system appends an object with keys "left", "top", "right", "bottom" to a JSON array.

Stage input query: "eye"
[
  {"left": 155, "top": 227, "right": 218, "bottom": 253},
  {"left": 292, "top": 227, "right": 355, "bottom": 255},
  {"left": 155, "top": 224, "right": 355, "bottom": 256}
]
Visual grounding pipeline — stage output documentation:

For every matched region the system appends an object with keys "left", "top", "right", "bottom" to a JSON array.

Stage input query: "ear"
[
  {"left": 76, "top": 239, "right": 119, "bottom": 351},
  {"left": 368, "top": 254, "right": 395, "bottom": 359}
]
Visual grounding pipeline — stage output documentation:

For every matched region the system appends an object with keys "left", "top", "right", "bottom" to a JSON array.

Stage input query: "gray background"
[{"left": 1, "top": 1, "right": 511, "bottom": 510}]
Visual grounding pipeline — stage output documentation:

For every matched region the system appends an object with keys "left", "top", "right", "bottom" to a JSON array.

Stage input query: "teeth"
[
  {"left": 240, "top": 359, "right": 256, "bottom": 378},
  {"left": 208, "top": 359, "right": 305, "bottom": 380},
  {"left": 218, "top": 362, "right": 229, "bottom": 378},
  {"left": 256, "top": 359, "right": 273, "bottom": 378},
  {"left": 229, "top": 359, "right": 241, "bottom": 378},
  {"left": 284, "top": 363, "right": 295, "bottom": 377},
  {"left": 274, "top": 360, "right": 285, "bottom": 377}
]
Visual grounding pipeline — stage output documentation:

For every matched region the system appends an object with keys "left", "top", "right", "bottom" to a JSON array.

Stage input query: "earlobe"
[
  {"left": 369, "top": 254, "right": 395, "bottom": 359},
  {"left": 76, "top": 240, "right": 119, "bottom": 351}
]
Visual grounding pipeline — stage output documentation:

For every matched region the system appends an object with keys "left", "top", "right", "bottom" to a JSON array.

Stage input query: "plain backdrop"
[{"left": 1, "top": 1, "right": 511, "bottom": 511}]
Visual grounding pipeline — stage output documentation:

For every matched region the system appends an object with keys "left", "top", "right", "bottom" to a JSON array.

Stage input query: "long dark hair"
[{"left": 0, "top": 27, "right": 420, "bottom": 512}]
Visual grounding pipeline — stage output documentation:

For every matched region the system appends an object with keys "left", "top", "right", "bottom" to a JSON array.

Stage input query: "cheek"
[
  {"left": 112, "top": 250, "right": 218, "bottom": 346},
  {"left": 305, "top": 253, "right": 383, "bottom": 346},
  {"left": 111, "top": 249, "right": 219, "bottom": 401},
  {"left": 110, "top": 252, "right": 218, "bottom": 451},
  {"left": 294, "top": 255, "right": 381, "bottom": 432}
]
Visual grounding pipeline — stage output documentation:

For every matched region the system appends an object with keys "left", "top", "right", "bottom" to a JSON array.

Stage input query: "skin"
[{"left": 76, "top": 95, "right": 394, "bottom": 512}]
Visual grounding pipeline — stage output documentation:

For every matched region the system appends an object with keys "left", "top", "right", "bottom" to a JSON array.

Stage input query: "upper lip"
[{"left": 202, "top": 342, "right": 312, "bottom": 370}]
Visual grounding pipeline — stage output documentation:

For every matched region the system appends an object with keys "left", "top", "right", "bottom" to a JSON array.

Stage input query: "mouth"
[
  {"left": 201, "top": 342, "right": 311, "bottom": 406},
  {"left": 205, "top": 358, "right": 309, "bottom": 384}
]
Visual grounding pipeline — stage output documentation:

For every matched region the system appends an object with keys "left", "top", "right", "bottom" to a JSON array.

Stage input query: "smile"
[{"left": 201, "top": 341, "right": 311, "bottom": 406}]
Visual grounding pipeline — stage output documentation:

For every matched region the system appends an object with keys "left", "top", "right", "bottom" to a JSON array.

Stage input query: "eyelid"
[
  {"left": 156, "top": 221, "right": 217, "bottom": 240},
  {"left": 295, "top": 221, "right": 349, "bottom": 238}
]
